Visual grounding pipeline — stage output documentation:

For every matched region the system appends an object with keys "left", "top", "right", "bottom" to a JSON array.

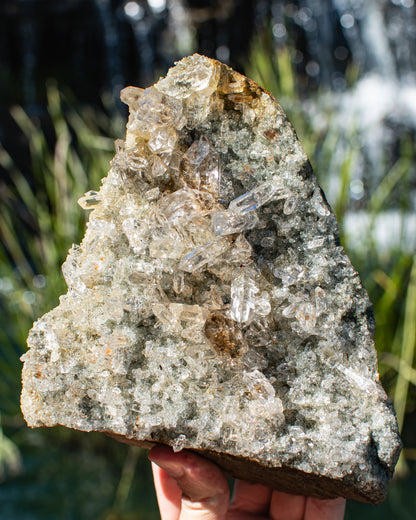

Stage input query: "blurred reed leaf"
[
  {"left": 0, "top": 35, "right": 414, "bottom": 517},
  {"left": 394, "top": 256, "right": 416, "bottom": 433},
  {"left": 247, "top": 27, "right": 416, "bottom": 478},
  {"left": 0, "top": 83, "right": 123, "bottom": 420},
  {"left": 0, "top": 416, "right": 21, "bottom": 481},
  {"left": 0, "top": 84, "right": 126, "bottom": 514}
]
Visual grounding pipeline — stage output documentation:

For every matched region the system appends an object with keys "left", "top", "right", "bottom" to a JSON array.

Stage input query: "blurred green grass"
[
  {"left": 0, "top": 84, "right": 159, "bottom": 519},
  {"left": 247, "top": 31, "right": 416, "bottom": 518},
  {"left": 0, "top": 38, "right": 415, "bottom": 518}
]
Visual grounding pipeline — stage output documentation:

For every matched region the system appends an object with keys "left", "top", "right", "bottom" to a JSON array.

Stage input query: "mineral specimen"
[{"left": 21, "top": 54, "right": 401, "bottom": 504}]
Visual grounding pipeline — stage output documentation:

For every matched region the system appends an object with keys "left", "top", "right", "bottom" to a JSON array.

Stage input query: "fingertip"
[
  {"left": 304, "top": 496, "right": 346, "bottom": 520},
  {"left": 148, "top": 444, "right": 175, "bottom": 463},
  {"left": 270, "top": 490, "right": 306, "bottom": 520},
  {"left": 151, "top": 461, "right": 182, "bottom": 520},
  {"left": 149, "top": 445, "right": 185, "bottom": 478},
  {"left": 149, "top": 445, "right": 229, "bottom": 504},
  {"left": 230, "top": 480, "right": 272, "bottom": 515}
]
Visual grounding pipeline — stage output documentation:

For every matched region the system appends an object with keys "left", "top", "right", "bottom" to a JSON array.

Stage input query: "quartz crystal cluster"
[{"left": 21, "top": 55, "right": 401, "bottom": 504}]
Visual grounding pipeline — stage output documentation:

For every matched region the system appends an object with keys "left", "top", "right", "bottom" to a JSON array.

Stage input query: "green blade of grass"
[
  {"left": 0, "top": 213, "right": 34, "bottom": 286},
  {"left": 381, "top": 352, "right": 416, "bottom": 386},
  {"left": 394, "top": 254, "right": 416, "bottom": 433},
  {"left": 368, "top": 154, "right": 411, "bottom": 217}
]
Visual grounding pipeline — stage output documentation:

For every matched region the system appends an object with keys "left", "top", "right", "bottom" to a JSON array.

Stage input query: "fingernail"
[{"left": 152, "top": 459, "right": 185, "bottom": 479}]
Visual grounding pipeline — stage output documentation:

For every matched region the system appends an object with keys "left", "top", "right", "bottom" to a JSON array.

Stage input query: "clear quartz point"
[
  {"left": 156, "top": 55, "right": 218, "bottom": 98},
  {"left": 158, "top": 188, "right": 202, "bottom": 223},
  {"left": 120, "top": 86, "right": 144, "bottom": 106},
  {"left": 151, "top": 157, "right": 168, "bottom": 178},
  {"left": 229, "top": 180, "right": 287, "bottom": 215},
  {"left": 230, "top": 273, "right": 259, "bottom": 323},
  {"left": 78, "top": 190, "right": 102, "bottom": 210},
  {"left": 181, "top": 137, "right": 220, "bottom": 194},
  {"left": 148, "top": 126, "right": 177, "bottom": 154},
  {"left": 211, "top": 209, "right": 259, "bottom": 236},
  {"left": 125, "top": 87, "right": 183, "bottom": 133},
  {"left": 179, "top": 238, "right": 229, "bottom": 272}
]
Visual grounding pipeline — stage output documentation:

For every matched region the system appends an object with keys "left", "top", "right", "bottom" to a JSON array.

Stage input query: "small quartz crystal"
[{"left": 21, "top": 54, "right": 401, "bottom": 505}]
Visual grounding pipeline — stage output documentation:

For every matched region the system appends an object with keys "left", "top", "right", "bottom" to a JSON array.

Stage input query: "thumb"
[{"left": 149, "top": 445, "right": 230, "bottom": 520}]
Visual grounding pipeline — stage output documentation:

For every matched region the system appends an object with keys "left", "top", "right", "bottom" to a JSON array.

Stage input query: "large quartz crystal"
[{"left": 21, "top": 54, "right": 401, "bottom": 504}]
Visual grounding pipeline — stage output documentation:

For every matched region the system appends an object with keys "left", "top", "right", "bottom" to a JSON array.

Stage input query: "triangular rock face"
[{"left": 21, "top": 54, "right": 401, "bottom": 504}]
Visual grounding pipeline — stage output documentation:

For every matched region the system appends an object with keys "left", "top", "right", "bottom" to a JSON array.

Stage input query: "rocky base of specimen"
[
  {"left": 21, "top": 54, "right": 401, "bottom": 505},
  {"left": 109, "top": 433, "right": 389, "bottom": 504}
]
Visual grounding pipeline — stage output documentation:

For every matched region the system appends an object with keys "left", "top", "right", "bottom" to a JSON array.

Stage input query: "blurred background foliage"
[{"left": 0, "top": 0, "right": 415, "bottom": 518}]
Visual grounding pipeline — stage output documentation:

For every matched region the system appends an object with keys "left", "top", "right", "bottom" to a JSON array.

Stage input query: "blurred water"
[
  {"left": 2, "top": 0, "right": 415, "bottom": 216},
  {"left": 345, "top": 210, "right": 416, "bottom": 252},
  {"left": 3, "top": 1, "right": 415, "bottom": 102},
  {"left": 328, "top": 0, "right": 416, "bottom": 192},
  {"left": 94, "top": 0, "right": 125, "bottom": 100},
  {"left": 269, "top": 0, "right": 416, "bottom": 86},
  {"left": 268, "top": 0, "right": 416, "bottom": 215},
  {"left": 0, "top": 3, "right": 415, "bottom": 518}
]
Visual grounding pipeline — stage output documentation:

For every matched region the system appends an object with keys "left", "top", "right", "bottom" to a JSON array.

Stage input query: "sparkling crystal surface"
[{"left": 21, "top": 54, "right": 401, "bottom": 504}]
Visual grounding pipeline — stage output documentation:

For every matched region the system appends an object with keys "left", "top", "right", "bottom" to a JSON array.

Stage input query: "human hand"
[{"left": 149, "top": 445, "right": 346, "bottom": 520}]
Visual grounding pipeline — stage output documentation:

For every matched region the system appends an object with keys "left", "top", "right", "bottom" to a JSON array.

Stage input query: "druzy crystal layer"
[{"left": 21, "top": 55, "right": 401, "bottom": 504}]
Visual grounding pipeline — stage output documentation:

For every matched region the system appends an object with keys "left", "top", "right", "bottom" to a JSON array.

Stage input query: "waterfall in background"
[
  {"left": 264, "top": 0, "right": 416, "bottom": 251},
  {"left": 122, "top": 0, "right": 164, "bottom": 87},
  {"left": 93, "top": 0, "right": 125, "bottom": 101},
  {"left": 329, "top": 0, "right": 416, "bottom": 180},
  {"left": 20, "top": 14, "right": 38, "bottom": 108},
  {"left": 1, "top": 0, "right": 415, "bottom": 232},
  {"left": 2, "top": 0, "right": 415, "bottom": 100}
]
